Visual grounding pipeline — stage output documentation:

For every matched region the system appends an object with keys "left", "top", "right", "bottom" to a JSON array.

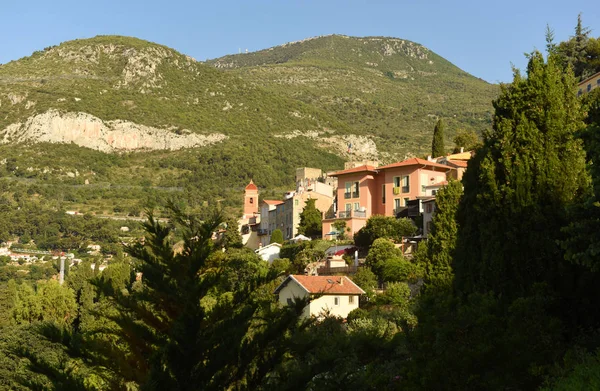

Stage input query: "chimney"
[
  {"left": 339, "top": 277, "right": 344, "bottom": 285},
  {"left": 460, "top": 147, "right": 464, "bottom": 153}
]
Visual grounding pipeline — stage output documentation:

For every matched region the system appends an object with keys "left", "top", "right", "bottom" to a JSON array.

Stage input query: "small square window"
[{"left": 286, "top": 298, "right": 293, "bottom": 305}]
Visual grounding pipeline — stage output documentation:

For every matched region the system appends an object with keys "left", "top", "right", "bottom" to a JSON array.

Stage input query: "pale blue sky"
[{"left": 1, "top": 0, "right": 598, "bottom": 83}]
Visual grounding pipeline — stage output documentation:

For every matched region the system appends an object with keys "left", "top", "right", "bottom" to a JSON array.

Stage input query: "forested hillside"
[{"left": 0, "top": 34, "right": 497, "bottom": 216}]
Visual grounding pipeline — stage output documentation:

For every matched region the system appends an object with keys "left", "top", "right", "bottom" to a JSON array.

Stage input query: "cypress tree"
[
  {"left": 453, "top": 51, "right": 588, "bottom": 300},
  {"left": 270, "top": 229, "right": 284, "bottom": 244},
  {"left": 423, "top": 180, "right": 462, "bottom": 290},
  {"left": 431, "top": 119, "right": 445, "bottom": 157}
]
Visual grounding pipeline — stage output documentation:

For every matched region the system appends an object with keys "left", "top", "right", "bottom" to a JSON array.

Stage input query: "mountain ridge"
[{"left": 0, "top": 34, "right": 498, "bottom": 213}]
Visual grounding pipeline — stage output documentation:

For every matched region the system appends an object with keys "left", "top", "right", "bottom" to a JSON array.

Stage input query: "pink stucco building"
[{"left": 322, "top": 158, "right": 453, "bottom": 239}]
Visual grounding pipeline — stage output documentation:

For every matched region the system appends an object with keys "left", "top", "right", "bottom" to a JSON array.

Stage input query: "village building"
[
  {"left": 274, "top": 275, "right": 365, "bottom": 319},
  {"left": 322, "top": 158, "right": 453, "bottom": 239},
  {"left": 578, "top": 71, "right": 600, "bottom": 96},
  {"left": 255, "top": 242, "right": 282, "bottom": 264},
  {"left": 239, "top": 180, "right": 261, "bottom": 249}
]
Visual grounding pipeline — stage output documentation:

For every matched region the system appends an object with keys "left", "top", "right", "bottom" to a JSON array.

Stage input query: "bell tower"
[{"left": 243, "top": 179, "right": 259, "bottom": 218}]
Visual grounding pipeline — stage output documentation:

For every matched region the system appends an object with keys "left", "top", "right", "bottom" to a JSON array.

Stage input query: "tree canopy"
[{"left": 297, "top": 199, "right": 322, "bottom": 239}]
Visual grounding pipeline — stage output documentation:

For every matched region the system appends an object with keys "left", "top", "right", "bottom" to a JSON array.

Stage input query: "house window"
[
  {"left": 349, "top": 295, "right": 355, "bottom": 304},
  {"left": 295, "top": 199, "right": 299, "bottom": 206},
  {"left": 334, "top": 297, "right": 340, "bottom": 306},
  {"left": 249, "top": 197, "right": 254, "bottom": 204},
  {"left": 352, "top": 181, "right": 360, "bottom": 198},
  {"left": 345, "top": 182, "right": 352, "bottom": 199},
  {"left": 287, "top": 298, "right": 293, "bottom": 305},
  {"left": 578, "top": 89, "right": 583, "bottom": 97},
  {"left": 404, "top": 198, "right": 410, "bottom": 207},
  {"left": 588, "top": 84, "right": 592, "bottom": 92},
  {"left": 402, "top": 176, "right": 410, "bottom": 193},
  {"left": 354, "top": 202, "right": 360, "bottom": 211},
  {"left": 394, "top": 198, "right": 401, "bottom": 212},
  {"left": 382, "top": 184, "right": 386, "bottom": 204},
  {"left": 345, "top": 203, "right": 352, "bottom": 212},
  {"left": 432, "top": 190, "right": 437, "bottom": 196}
]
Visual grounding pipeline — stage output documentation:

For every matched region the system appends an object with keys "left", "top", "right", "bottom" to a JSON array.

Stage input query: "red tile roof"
[
  {"left": 379, "top": 157, "right": 451, "bottom": 171},
  {"left": 447, "top": 159, "right": 468, "bottom": 168},
  {"left": 275, "top": 275, "right": 365, "bottom": 295},
  {"left": 245, "top": 180, "right": 258, "bottom": 191},
  {"left": 329, "top": 165, "right": 378, "bottom": 177},
  {"left": 263, "top": 199, "right": 284, "bottom": 205}
]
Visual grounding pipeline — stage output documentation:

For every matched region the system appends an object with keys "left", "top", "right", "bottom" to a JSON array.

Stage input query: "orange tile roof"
[
  {"left": 245, "top": 179, "right": 258, "bottom": 191},
  {"left": 263, "top": 199, "right": 284, "bottom": 205},
  {"left": 275, "top": 275, "right": 365, "bottom": 295},
  {"left": 447, "top": 159, "right": 468, "bottom": 168},
  {"left": 379, "top": 157, "right": 451, "bottom": 171},
  {"left": 329, "top": 165, "right": 378, "bottom": 177}
]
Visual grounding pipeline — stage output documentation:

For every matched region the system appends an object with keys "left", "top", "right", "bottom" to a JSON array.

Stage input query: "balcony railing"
[
  {"left": 402, "top": 186, "right": 410, "bottom": 193},
  {"left": 330, "top": 210, "right": 367, "bottom": 219},
  {"left": 344, "top": 192, "right": 351, "bottom": 199}
]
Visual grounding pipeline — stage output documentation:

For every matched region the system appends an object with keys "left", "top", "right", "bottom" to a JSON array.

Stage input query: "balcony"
[
  {"left": 334, "top": 210, "right": 367, "bottom": 219},
  {"left": 257, "top": 229, "right": 269, "bottom": 236}
]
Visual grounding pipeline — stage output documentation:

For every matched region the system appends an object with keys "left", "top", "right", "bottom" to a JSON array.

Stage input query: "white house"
[
  {"left": 255, "top": 243, "right": 282, "bottom": 264},
  {"left": 274, "top": 275, "right": 365, "bottom": 319}
]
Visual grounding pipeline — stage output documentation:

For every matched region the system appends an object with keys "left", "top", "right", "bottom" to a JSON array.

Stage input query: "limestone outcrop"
[{"left": 0, "top": 110, "right": 227, "bottom": 152}]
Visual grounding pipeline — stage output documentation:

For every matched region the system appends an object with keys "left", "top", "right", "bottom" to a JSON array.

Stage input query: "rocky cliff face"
[{"left": 0, "top": 110, "right": 227, "bottom": 152}]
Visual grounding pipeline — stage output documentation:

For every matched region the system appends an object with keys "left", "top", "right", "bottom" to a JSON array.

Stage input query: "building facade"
[
  {"left": 578, "top": 71, "right": 600, "bottom": 96},
  {"left": 322, "top": 158, "right": 453, "bottom": 239},
  {"left": 274, "top": 275, "right": 365, "bottom": 319}
]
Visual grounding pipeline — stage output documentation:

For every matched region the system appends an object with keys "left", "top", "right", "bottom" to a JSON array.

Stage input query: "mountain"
[
  {"left": 207, "top": 34, "right": 498, "bottom": 157},
  {"left": 0, "top": 35, "right": 498, "bottom": 215}
]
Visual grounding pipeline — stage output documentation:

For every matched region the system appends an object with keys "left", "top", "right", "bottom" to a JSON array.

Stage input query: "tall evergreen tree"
[
  {"left": 297, "top": 199, "right": 322, "bottom": 239},
  {"left": 453, "top": 51, "right": 588, "bottom": 300},
  {"left": 431, "top": 119, "right": 445, "bottom": 157},
  {"left": 423, "top": 180, "right": 462, "bottom": 290}
]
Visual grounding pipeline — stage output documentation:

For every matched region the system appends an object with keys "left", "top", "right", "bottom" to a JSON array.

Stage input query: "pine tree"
[
  {"left": 431, "top": 119, "right": 445, "bottom": 158},
  {"left": 297, "top": 199, "right": 322, "bottom": 239},
  {"left": 453, "top": 51, "right": 588, "bottom": 300},
  {"left": 219, "top": 216, "right": 243, "bottom": 249}
]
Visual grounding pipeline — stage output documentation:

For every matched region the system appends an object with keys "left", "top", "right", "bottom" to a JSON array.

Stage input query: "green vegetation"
[
  {"left": 269, "top": 229, "right": 283, "bottom": 245},
  {"left": 3, "top": 19, "right": 600, "bottom": 391},
  {"left": 0, "top": 34, "right": 497, "bottom": 213},
  {"left": 297, "top": 198, "right": 322, "bottom": 239},
  {"left": 452, "top": 128, "right": 480, "bottom": 152},
  {"left": 354, "top": 215, "right": 417, "bottom": 248}
]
